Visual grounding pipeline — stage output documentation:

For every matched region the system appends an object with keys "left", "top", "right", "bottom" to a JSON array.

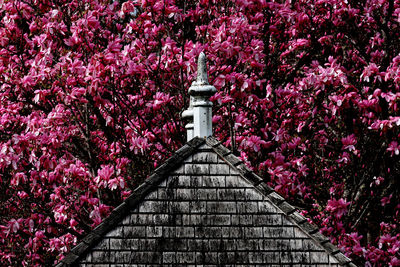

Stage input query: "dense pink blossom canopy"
[{"left": 0, "top": 0, "right": 399, "bottom": 266}]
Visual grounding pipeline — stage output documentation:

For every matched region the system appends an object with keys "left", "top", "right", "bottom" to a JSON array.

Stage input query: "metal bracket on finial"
[{"left": 182, "top": 96, "right": 194, "bottom": 141}]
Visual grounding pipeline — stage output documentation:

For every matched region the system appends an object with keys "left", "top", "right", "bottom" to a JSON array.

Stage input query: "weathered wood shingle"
[{"left": 56, "top": 136, "right": 357, "bottom": 267}]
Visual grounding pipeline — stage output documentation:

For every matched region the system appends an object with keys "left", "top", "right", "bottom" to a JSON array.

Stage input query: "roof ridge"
[
  {"left": 205, "top": 136, "right": 358, "bottom": 267},
  {"left": 56, "top": 137, "right": 206, "bottom": 266}
]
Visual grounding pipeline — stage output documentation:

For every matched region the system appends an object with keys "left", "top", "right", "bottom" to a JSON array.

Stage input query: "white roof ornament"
[{"left": 183, "top": 52, "right": 216, "bottom": 140}]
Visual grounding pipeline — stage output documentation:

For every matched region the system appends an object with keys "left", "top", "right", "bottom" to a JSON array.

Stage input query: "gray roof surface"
[{"left": 56, "top": 136, "right": 357, "bottom": 266}]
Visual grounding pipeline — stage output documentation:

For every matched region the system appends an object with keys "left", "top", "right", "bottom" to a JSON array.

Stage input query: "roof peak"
[{"left": 56, "top": 136, "right": 356, "bottom": 267}]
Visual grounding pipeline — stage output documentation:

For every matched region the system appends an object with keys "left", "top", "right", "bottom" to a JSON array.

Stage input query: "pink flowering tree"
[{"left": 0, "top": 0, "right": 399, "bottom": 266}]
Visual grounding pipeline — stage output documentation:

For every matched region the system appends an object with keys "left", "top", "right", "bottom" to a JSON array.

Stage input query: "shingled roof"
[{"left": 56, "top": 136, "right": 357, "bottom": 266}]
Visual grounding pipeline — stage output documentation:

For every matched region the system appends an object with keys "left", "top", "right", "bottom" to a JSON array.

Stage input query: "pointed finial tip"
[
  {"left": 196, "top": 52, "right": 208, "bottom": 84},
  {"left": 198, "top": 52, "right": 206, "bottom": 62}
]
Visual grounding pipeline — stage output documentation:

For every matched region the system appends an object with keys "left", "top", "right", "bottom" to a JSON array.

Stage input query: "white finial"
[
  {"left": 188, "top": 52, "right": 217, "bottom": 138},
  {"left": 182, "top": 52, "right": 217, "bottom": 140}
]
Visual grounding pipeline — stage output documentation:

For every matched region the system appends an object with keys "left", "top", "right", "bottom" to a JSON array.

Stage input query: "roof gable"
[{"left": 56, "top": 137, "right": 357, "bottom": 266}]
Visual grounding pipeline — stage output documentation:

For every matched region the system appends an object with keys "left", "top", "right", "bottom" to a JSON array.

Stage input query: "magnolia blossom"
[
  {"left": 341, "top": 134, "right": 357, "bottom": 152},
  {"left": 387, "top": 141, "right": 400, "bottom": 156},
  {"left": 326, "top": 198, "right": 350, "bottom": 219}
]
